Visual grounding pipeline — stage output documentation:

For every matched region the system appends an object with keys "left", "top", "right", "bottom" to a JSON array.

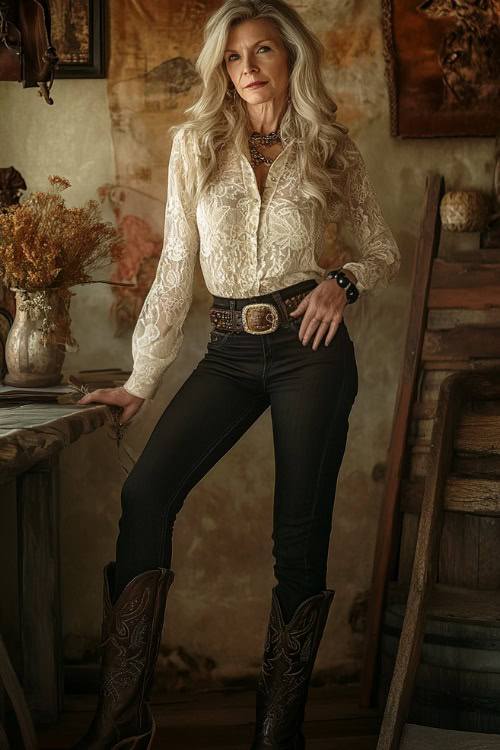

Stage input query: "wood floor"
[{"left": 6, "top": 684, "right": 382, "bottom": 749}]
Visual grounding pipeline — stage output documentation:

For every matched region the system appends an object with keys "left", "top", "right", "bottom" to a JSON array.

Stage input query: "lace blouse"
[{"left": 122, "top": 128, "right": 400, "bottom": 400}]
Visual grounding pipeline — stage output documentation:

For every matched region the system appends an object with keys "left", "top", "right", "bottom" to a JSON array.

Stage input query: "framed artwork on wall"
[
  {"left": 382, "top": 0, "right": 500, "bottom": 138},
  {"left": 49, "top": 0, "right": 106, "bottom": 78}
]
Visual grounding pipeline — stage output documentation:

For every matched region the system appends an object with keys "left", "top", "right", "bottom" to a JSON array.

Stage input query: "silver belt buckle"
[{"left": 241, "top": 302, "right": 279, "bottom": 334}]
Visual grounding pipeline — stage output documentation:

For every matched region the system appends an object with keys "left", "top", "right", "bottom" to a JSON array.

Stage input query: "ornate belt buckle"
[{"left": 241, "top": 302, "right": 279, "bottom": 334}]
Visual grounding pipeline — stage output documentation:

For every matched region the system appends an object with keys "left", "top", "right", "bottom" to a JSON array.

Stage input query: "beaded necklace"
[{"left": 248, "top": 130, "right": 282, "bottom": 169}]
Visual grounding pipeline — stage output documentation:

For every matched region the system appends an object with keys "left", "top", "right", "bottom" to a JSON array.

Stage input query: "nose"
[{"left": 242, "top": 53, "right": 259, "bottom": 77}]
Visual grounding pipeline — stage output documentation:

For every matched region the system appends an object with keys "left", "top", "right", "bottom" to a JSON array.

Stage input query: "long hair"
[{"left": 170, "top": 0, "right": 350, "bottom": 210}]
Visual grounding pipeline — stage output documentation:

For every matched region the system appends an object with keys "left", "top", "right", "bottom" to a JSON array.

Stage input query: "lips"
[{"left": 245, "top": 81, "right": 268, "bottom": 89}]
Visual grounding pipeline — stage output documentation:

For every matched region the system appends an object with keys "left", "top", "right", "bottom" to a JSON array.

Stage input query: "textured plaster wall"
[{"left": 0, "top": 0, "right": 494, "bottom": 689}]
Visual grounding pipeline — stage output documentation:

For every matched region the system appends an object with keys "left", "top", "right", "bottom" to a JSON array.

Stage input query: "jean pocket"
[
  {"left": 341, "top": 318, "right": 354, "bottom": 345},
  {"left": 208, "top": 327, "right": 233, "bottom": 349},
  {"left": 288, "top": 315, "right": 303, "bottom": 336}
]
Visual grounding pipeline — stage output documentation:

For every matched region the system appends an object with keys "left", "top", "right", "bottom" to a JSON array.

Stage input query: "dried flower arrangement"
[{"left": 0, "top": 175, "right": 125, "bottom": 349}]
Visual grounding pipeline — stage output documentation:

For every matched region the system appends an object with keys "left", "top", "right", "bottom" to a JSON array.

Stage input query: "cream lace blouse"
[{"left": 122, "top": 128, "right": 400, "bottom": 400}]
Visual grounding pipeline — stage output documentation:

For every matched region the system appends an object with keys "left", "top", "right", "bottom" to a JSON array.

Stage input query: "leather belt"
[{"left": 209, "top": 289, "right": 312, "bottom": 334}]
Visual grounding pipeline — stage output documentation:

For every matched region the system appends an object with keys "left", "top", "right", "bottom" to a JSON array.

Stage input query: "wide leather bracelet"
[{"left": 326, "top": 268, "right": 359, "bottom": 304}]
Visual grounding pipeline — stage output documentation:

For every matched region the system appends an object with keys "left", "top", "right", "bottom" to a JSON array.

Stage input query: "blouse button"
[{"left": 270, "top": 176, "right": 277, "bottom": 182}]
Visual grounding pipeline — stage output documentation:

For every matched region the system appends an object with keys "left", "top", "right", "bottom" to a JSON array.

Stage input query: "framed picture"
[
  {"left": 382, "top": 0, "right": 500, "bottom": 138},
  {"left": 49, "top": 0, "right": 106, "bottom": 78}
]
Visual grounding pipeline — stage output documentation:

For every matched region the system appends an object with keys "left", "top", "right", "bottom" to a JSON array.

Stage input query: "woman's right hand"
[{"left": 75, "top": 386, "right": 145, "bottom": 425}]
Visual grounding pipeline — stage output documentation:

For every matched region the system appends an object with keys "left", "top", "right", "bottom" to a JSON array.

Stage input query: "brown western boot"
[
  {"left": 71, "top": 561, "right": 174, "bottom": 749},
  {"left": 250, "top": 587, "right": 335, "bottom": 749}
]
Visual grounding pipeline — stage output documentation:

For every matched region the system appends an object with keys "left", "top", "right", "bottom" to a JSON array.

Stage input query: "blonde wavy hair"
[{"left": 170, "top": 0, "right": 350, "bottom": 211}]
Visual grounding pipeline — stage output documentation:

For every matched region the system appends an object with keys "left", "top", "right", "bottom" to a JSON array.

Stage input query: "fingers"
[
  {"left": 75, "top": 391, "right": 101, "bottom": 405},
  {"left": 311, "top": 320, "right": 331, "bottom": 350},
  {"left": 298, "top": 303, "right": 324, "bottom": 344},
  {"left": 120, "top": 399, "right": 145, "bottom": 425},
  {"left": 300, "top": 311, "right": 342, "bottom": 349},
  {"left": 300, "top": 316, "right": 327, "bottom": 349},
  {"left": 74, "top": 387, "right": 144, "bottom": 432},
  {"left": 119, "top": 409, "right": 136, "bottom": 426},
  {"left": 75, "top": 393, "right": 93, "bottom": 405},
  {"left": 292, "top": 292, "right": 327, "bottom": 344},
  {"left": 74, "top": 388, "right": 144, "bottom": 427},
  {"left": 324, "top": 318, "right": 341, "bottom": 346},
  {"left": 75, "top": 388, "right": 114, "bottom": 406},
  {"left": 289, "top": 294, "right": 311, "bottom": 318},
  {"left": 294, "top": 283, "right": 347, "bottom": 348}
]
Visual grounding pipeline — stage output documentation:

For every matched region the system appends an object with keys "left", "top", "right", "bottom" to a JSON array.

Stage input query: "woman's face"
[{"left": 224, "top": 18, "right": 289, "bottom": 106}]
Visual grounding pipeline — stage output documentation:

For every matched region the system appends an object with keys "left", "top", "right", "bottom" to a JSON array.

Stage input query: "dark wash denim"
[{"left": 115, "top": 278, "right": 358, "bottom": 622}]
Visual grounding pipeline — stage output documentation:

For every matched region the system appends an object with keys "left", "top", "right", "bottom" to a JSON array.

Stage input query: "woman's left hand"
[{"left": 289, "top": 279, "right": 347, "bottom": 349}]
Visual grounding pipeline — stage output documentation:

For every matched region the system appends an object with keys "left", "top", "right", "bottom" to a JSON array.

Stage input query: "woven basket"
[{"left": 440, "top": 190, "right": 490, "bottom": 232}]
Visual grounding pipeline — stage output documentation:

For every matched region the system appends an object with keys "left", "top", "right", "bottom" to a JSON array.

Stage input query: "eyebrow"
[{"left": 224, "top": 38, "right": 273, "bottom": 53}]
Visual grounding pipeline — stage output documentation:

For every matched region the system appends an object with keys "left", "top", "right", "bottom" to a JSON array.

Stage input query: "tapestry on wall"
[
  {"left": 383, "top": 0, "right": 500, "bottom": 137},
  {"left": 103, "top": 1, "right": 220, "bottom": 332}
]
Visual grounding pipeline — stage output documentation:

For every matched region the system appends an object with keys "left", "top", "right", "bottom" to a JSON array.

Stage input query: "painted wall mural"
[{"left": 104, "top": 1, "right": 218, "bottom": 329}]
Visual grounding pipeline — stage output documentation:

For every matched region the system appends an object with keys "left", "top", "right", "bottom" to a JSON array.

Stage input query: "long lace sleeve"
[
  {"left": 337, "top": 137, "right": 400, "bottom": 296},
  {"left": 122, "top": 130, "right": 200, "bottom": 400}
]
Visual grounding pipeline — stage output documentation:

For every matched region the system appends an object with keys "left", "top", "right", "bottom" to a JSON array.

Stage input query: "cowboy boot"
[
  {"left": 71, "top": 561, "right": 175, "bottom": 750},
  {"left": 250, "top": 587, "right": 335, "bottom": 750}
]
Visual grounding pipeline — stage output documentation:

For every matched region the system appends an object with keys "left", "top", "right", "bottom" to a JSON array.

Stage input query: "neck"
[{"left": 246, "top": 92, "right": 288, "bottom": 134}]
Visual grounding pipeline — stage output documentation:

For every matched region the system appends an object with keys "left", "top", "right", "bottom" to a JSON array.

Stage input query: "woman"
[{"left": 74, "top": 1, "right": 400, "bottom": 748}]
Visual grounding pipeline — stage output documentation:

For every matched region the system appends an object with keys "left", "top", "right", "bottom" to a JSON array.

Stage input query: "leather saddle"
[{"left": 0, "top": 0, "right": 59, "bottom": 104}]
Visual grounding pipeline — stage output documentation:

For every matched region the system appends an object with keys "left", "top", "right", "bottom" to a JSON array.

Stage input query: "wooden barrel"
[{"left": 379, "top": 600, "right": 500, "bottom": 733}]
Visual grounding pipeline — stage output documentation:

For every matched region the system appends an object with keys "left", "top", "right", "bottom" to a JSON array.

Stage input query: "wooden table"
[{"left": 0, "top": 401, "right": 110, "bottom": 727}]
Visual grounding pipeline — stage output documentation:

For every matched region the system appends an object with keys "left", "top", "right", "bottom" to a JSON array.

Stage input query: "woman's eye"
[{"left": 226, "top": 46, "right": 271, "bottom": 62}]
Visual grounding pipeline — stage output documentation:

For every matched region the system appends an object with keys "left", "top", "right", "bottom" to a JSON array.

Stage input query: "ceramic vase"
[{"left": 3, "top": 288, "right": 67, "bottom": 387}]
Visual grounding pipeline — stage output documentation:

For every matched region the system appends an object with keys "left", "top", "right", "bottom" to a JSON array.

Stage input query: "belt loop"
[
  {"left": 229, "top": 297, "right": 236, "bottom": 332},
  {"left": 271, "top": 290, "right": 290, "bottom": 328}
]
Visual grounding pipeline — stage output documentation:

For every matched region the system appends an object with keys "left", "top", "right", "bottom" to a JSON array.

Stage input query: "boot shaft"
[
  {"left": 72, "top": 563, "right": 174, "bottom": 749},
  {"left": 252, "top": 587, "right": 335, "bottom": 749},
  {"left": 100, "top": 564, "right": 174, "bottom": 716}
]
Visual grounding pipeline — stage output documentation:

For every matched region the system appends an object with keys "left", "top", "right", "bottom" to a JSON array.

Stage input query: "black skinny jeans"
[{"left": 114, "top": 278, "right": 358, "bottom": 623}]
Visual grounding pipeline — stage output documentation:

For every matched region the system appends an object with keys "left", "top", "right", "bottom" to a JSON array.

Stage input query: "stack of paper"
[{"left": 0, "top": 384, "right": 75, "bottom": 405}]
